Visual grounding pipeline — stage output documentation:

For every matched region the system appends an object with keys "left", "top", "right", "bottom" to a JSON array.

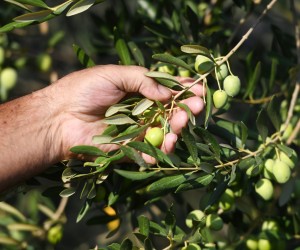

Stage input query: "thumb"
[{"left": 106, "top": 65, "right": 172, "bottom": 101}]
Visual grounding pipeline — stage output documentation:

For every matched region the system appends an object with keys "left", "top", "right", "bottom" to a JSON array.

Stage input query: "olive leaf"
[
  {"left": 180, "top": 45, "right": 212, "bottom": 58},
  {"left": 14, "top": 10, "right": 53, "bottom": 22},
  {"left": 103, "top": 114, "right": 136, "bottom": 125},
  {"left": 73, "top": 44, "right": 95, "bottom": 68},
  {"left": 114, "top": 169, "right": 158, "bottom": 180},
  {"left": 70, "top": 145, "right": 106, "bottom": 156},
  {"left": 67, "top": 0, "right": 96, "bottom": 17},
  {"left": 120, "top": 145, "right": 148, "bottom": 169},
  {"left": 128, "top": 41, "right": 145, "bottom": 66},
  {"left": 132, "top": 99, "right": 154, "bottom": 116},
  {"left": 105, "top": 103, "right": 132, "bottom": 117}
]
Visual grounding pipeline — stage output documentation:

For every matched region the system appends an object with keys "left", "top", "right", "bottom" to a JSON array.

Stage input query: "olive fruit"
[
  {"left": 263, "top": 158, "right": 274, "bottom": 179},
  {"left": 246, "top": 236, "right": 258, "bottom": 250},
  {"left": 144, "top": 127, "right": 164, "bottom": 147},
  {"left": 178, "top": 67, "right": 191, "bottom": 77},
  {"left": 206, "top": 214, "right": 223, "bottom": 231},
  {"left": 194, "top": 55, "right": 214, "bottom": 74},
  {"left": 255, "top": 178, "right": 274, "bottom": 201},
  {"left": 185, "top": 210, "right": 205, "bottom": 228},
  {"left": 47, "top": 224, "right": 63, "bottom": 245},
  {"left": 158, "top": 64, "right": 175, "bottom": 75},
  {"left": 279, "top": 150, "right": 298, "bottom": 169},
  {"left": 0, "top": 67, "right": 18, "bottom": 90},
  {"left": 37, "top": 53, "right": 52, "bottom": 72},
  {"left": 258, "top": 238, "right": 271, "bottom": 250},
  {"left": 280, "top": 124, "right": 293, "bottom": 141},
  {"left": 272, "top": 159, "right": 291, "bottom": 184},
  {"left": 213, "top": 64, "right": 228, "bottom": 81},
  {"left": 262, "top": 219, "right": 279, "bottom": 231},
  {"left": 0, "top": 47, "right": 5, "bottom": 65},
  {"left": 213, "top": 90, "right": 228, "bottom": 109},
  {"left": 223, "top": 75, "right": 241, "bottom": 97},
  {"left": 218, "top": 188, "right": 235, "bottom": 211}
]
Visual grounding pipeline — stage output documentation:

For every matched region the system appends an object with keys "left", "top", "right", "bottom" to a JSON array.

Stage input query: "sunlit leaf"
[
  {"left": 0, "top": 203, "right": 26, "bottom": 222},
  {"left": 59, "top": 187, "right": 76, "bottom": 197},
  {"left": 177, "top": 102, "right": 196, "bottom": 125},
  {"left": 9, "top": 0, "right": 49, "bottom": 8},
  {"left": 138, "top": 215, "right": 150, "bottom": 237},
  {"left": 67, "top": 0, "right": 95, "bottom": 17},
  {"left": 92, "top": 135, "right": 113, "bottom": 144},
  {"left": 111, "top": 125, "right": 148, "bottom": 143},
  {"left": 7, "top": 223, "right": 41, "bottom": 232},
  {"left": 62, "top": 167, "right": 77, "bottom": 183},
  {"left": 76, "top": 199, "right": 92, "bottom": 222},
  {"left": 0, "top": 236, "right": 20, "bottom": 246},
  {"left": 152, "top": 53, "right": 196, "bottom": 73},
  {"left": 180, "top": 45, "right": 212, "bottom": 58},
  {"left": 103, "top": 114, "right": 136, "bottom": 125},
  {"left": 132, "top": 99, "right": 154, "bottom": 116},
  {"left": 105, "top": 103, "right": 132, "bottom": 117},
  {"left": 114, "top": 27, "right": 131, "bottom": 65},
  {"left": 4, "top": 0, "right": 30, "bottom": 11}
]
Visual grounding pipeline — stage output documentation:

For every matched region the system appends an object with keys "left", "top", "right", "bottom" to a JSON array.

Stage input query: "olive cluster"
[{"left": 194, "top": 55, "right": 241, "bottom": 109}]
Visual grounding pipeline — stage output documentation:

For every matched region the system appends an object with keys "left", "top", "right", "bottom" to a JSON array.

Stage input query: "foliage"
[{"left": 1, "top": 0, "right": 300, "bottom": 249}]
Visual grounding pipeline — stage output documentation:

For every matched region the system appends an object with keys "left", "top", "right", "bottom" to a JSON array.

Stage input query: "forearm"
[{"left": 0, "top": 85, "right": 62, "bottom": 191}]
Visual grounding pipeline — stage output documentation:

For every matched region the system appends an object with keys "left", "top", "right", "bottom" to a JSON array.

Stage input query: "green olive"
[
  {"left": 280, "top": 124, "right": 293, "bottom": 141},
  {"left": 178, "top": 67, "right": 191, "bottom": 77},
  {"left": 144, "top": 127, "right": 164, "bottom": 147},
  {"left": 0, "top": 67, "right": 18, "bottom": 90},
  {"left": 185, "top": 210, "right": 205, "bottom": 228},
  {"left": 213, "top": 90, "right": 228, "bottom": 109},
  {"left": 223, "top": 75, "right": 241, "bottom": 97},
  {"left": 255, "top": 178, "right": 274, "bottom": 201},
  {"left": 272, "top": 159, "right": 291, "bottom": 184},
  {"left": 263, "top": 158, "right": 274, "bottom": 179},
  {"left": 37, "top": 53, "right": 52, "bottom": 72},
  {"left": 158, "top": 64, "right": 176, "bottom": 75},
  {"left": 0, "top": 47, "right": 5, "bottom": 65},
  {"left": 213, "top": 64, "right": 228, "bottom": 81},
  {"left": 279, "top": 150, "right": 298, "bottom": 169},
  {"left": 47, "top": 224, "right": 63, "bottom": 245},
  {"left": 194, "top": 55, "right": 214, "bottom": 74},
  {"left": 262, "top": 219, "right": 279, "bottom": 231},
  {"left": 245, "top": 236, "right": 258, "bottom": 250},
  {"left": 218, "top": 188, "right": 235, "bottom": 211},
  {"left": 258, "top": 238, "right": 271, "bottom": 250},
  {"left": 206, "top": 214, "right": 223, "bottom": 231}
]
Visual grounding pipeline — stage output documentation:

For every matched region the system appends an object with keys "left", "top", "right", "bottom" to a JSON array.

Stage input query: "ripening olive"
[
  {"left": 178, "top": 67, "right": 191, "bottom": 77},
  {"left": 272, "top": 159, "right": 291, "bottom": 184},
  {"left": 255, "top": 178, "right": 274, "bottom": 201},
  {"left": 0, "top": 67, "right": 18, "bottom": 90},
  {"left": 158, "top": 64, "right": 176, "bottom": 75},
  {"left": 223, "top": 75, "right": 241, "bottom": 97},
  {"left": 37, "top": 53, "right": 52, "bottom": 72},
  {"left": 47, "top": 224, "right": 63, "bottom": 245},
  {"left": 213, "top": 90, "right": 228, "bottom": 109},
  {"left": 218, "top": 188, "right": 235, "bottom": 211},
  {"left": 144, "top": 127, "right": 164, "bottom": 147},
  {"left": 262, "top": 219, "right": 279, "bottom": 231},
  {"left": 263, "top": 158, "right": 274, "bottom": 179},
  {"left": 185, "top": 210, "right": 205, "bottom": 228},
  {"left": 206, "top": 214, "right": 223, "bottom": 231},
  {"left": 213, "top": 64, "right": 228, "bottom": 81},
  {"left": 194, "top": 55, "right": 214, "bottom": 74},
  {"left": 245, "top": 236, "right": 258, "bottom": 250},
  {"left": 258, "top": 238, "right": 271, "bottom": 250}
]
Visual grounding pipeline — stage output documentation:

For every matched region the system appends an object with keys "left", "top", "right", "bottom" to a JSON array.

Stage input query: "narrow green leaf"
[
  {"left": 0, "top": 21, "right": 34, "bottom": 33},
  {"left": 149, "top": 221, "right": 167, "bottom": 236},
  {"left": 128, "top": 41, "right": 145, "bottom": 66},
  {"left": 111, "top": 125, "right": 148, "bottom": 143},
  {"left": 10, "top": 0, "right": 49, "bottom": 8},
  {"left": 204, "top": 84, "right": 212, "bottom": 129},
  {"left": 73, "top": 44, "right": 95, "bottom": 68},
  {"left": 92, "top": 135, "right": 113, "bottom": 144},
  {"left": 155, "top": 78, "right": 184, "bottom": 91},
  {"left": 138, "top": 216, "right": 150, "bottom": 237},
  {"left": 243, "top": 61, "right": 261, "bottom": 99},
  {"left": 132, "top": 98, "right": 154, "bottom": 116},
  {"left": 59, "top": 187, "right": 76, "bottom": 198},
  {"left": 114, "top": 169, "right": 157, "bottom": 180},
  {"left": 67, "top": 0, "right": 95, "bottom": 17},
  {"left": 114, "top": 28, "right": 131, "bottom": 65},
  {"left": 180, "top": 45, "right": 212, "bottom": 58},
  {"left": 267, "top": 95, "right": 281, "bottom": 131},
  {"left": 177, "top": 102, "right": 196, "bottom": 125},
  {"left": 256, "top": 109, "right": 269, "bottom": 142},
  {"left": 4, "top": 0, "right": 30, "bottom": 11},
  {"left": 7, "top": 223, "right": 41, "bottom": 232},
  {"left": 120, "top": 238, "right": 133, "bottom": 250},
  {"left": 103, "top": 114, "right": 136, "bottom": 125},
  {"left": 145, "top": 71, "right": 180, "bottom": 83},
  {"left": 14, "top": 10, "right": 53, "bottom": 22},
  {"left": 52, "top": 1, "right": 73, "bottom": 15},
  {"left": 76, "top": 199, "right": 92, "bottom": 223},
  {"left": 269, "top": 58, "right": 278, "bottom": 90},
  {"left": 279, "top": 179, "right": 293, "bottom": 206},
  {"left": 0, "top": 236, "right": 20, "bottom": 246},
  {"left": 105, "top": 103, "right": 132, "bottom": 117},
  {"left": 61, "top": 167, "right": 77, "bottom": 183},
  {"left": 70, "top": 145, "right": 106, "bottom": 156},
  {"left": 127, "top": 141, "right": 175, "bottom": 167},
  {"left": 146, "top": 174, "right": 191, "bottom": 194},
  {"left": 120, "top": 146, "right": 148, "bottom": 169},
  {"left": 175, "top": 174, "right": 214, "bottom": 193},
  {"left": 194, "top": 127, "right": 220, "bottom": 160},
  {"left": 152, "top": 53, "right": 196, "bottom": 73},
  {"left": 276, "top": 144, "right": 294, "bottom": 157},
  {"left": 181, "top": 127, "right": 198, "bottom": 163}
]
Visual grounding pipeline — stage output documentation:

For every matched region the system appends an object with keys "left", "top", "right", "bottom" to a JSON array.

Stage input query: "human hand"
[{"left": 52, "top": 65, "right": 205, "bottom": 162}]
